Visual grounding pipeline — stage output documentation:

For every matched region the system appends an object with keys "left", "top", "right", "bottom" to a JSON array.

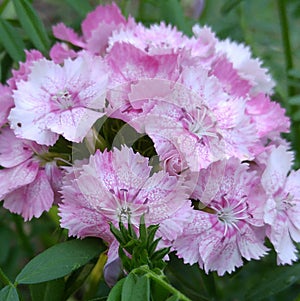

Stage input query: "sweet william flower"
[
  {"left": 174, "top": 158, "right": 268, "bottom": 275},
  {"left": 261, "top": 145, "right": 300, "bottom": 264},
  {"left": 53, "top": 3, "right": 129, "bottom": 55},
  {"left": 0, "top": 84, "right": 14, "bottom": 127},
  {"left": 59, "top": 146, "right": 192, "bottom": 262},
  {"left": 9, "top": 52, "right": 108, "bottom": 145},
  {"left": 7, "top": 49, "right": 44, "bottom": 90},
  {"left": 0, "top": 127, "right": 62, "bottom": 221},
  {"left": 215, "top": 39, "right": 275, "bottom": 95}
]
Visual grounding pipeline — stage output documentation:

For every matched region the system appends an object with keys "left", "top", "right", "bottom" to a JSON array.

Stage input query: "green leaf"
[
  {"left": 30, "top": 278, "right": 65, "bottom": 301},
  {"left": 221, "top": 0, "right": 243, "bottom": 14},
  {"left": 121, "top": 273, "right": 138, "bottom": 301},
  {"left": 0, "top": 286, "right": 19, "bottom": 301},
  {"left": 12, "top": 0, "right": 50, "bottom": 54},
  {"left": 131, "top": 275, "right": 150, "bottom": 301},
  {"left": 0, "top": 18, "right": 25, "bottom": 62},
  {"left": 0, "top": 0, "right": 11, "bottom": 15},
  {"left": 16, "top": 238, "right": 105, "bottom": 284},
  {"left": 245, "top": 263, "right": 300, "bottom": 301},
  {"left": 65, "top": 0, "right": 92, "bottom": 18},
  {"left": 107, "top": 278, "right": 126, "bottom": 301}
]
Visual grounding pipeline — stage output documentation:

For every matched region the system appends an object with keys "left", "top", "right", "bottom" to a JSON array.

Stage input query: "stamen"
[{"left": 51, "top": 89, "right": 74, "bottom": 109}]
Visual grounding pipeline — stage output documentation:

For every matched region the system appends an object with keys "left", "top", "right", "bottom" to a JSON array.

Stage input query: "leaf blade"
[
  {"left": 16, "top": 238, "right": 105, "bottom": 284},
  {"left": 0, "top": 18, "right": 25, "bottom": 62},
  {"left": 12, "top": 0, "right": 50, "bottom": 54},
  {"left": 0, "top": 286, "right": 20, "bottom": 301}
]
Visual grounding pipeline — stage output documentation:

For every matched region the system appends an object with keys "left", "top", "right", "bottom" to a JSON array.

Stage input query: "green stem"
[
  {"left": 276, "top": 0, "right": 295, "bottom": 99},
  {"left": 137, "top": 266, "right": 192, "bottom": 301},
  {"left": 0, "top": 266, "right": 12, "bottom": 286}
]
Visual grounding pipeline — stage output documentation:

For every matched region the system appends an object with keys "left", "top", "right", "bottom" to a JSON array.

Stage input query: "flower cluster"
[{"left": 1, "top": 2, "right": 299, "bottom": 276}]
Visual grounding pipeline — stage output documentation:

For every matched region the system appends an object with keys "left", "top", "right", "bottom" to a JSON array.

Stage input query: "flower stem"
[
  {"left": 137, "top": 266, "right": 192, "bottom": 301},
  {"left": 0, "top": 267, "right": 12, "bottom": 286}
]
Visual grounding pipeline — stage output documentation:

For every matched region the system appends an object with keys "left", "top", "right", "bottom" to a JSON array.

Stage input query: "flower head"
[
  {"left": 174, "top": 158, "right": 268, "bottom": 275},
  {"left": 9, "top": 52, "right": 108, "bottom": 145},
  {"left": 0, "top": 127, "right": 62, "bottom": 220},
  {"left": 261, "top": 145, "right": 300, "bottom": 264},
  {"left": 59, "top": 146, "right": 192, "bottom": 262}
]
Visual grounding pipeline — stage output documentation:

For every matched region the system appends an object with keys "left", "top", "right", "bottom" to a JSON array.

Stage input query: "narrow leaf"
[
  {"left": 12, "top": 0, "right": 50, "bottom": 53},
  {"left": 0, "top": 18, "right": 25, "bottom": 62},
  {"left": 16, "top": 238, "right": 105, "bottom": 284},
  {"left": 0, "top": 286, "right": 20, "bottom": 301}
]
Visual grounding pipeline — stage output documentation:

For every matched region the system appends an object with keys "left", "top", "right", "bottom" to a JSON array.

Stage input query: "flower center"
[
  {"left": 101, "top": 188, "right": 149, "bottom": 223},
  {"left": 181, "top": 106, "right": 218, "bottom": 140},
  {"left": 210, "top": 195, "right": 249, "bottom": 236},
  {"left": 51, "top": 89, "right": 74, "bottom": 110},
  {"left": 276, "top": 192, "right": 295, "bottom": 211}
]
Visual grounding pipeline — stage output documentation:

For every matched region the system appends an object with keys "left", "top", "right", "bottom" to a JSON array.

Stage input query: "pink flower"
[
  {"left": 261, "top": 145, "right": 300, "bottom": 264},
  {"left": 49, "top": 42, "right": 78, "bottom": 64},
  {"left": 7, "top": 50, "right": 44, "bottom": 90},
  {"left": 174, "top": 158, "right": 268, "bottom": 275},
  {"left": 246, "top": 93, "right": 290, "bottom": 139},
  {"left": 105, "top": 43, "right": 181, "bottom": 124},
  {"left": 215, "top": 39, "right": 275, "bottom": 95},
  {"left": 59, "top": 146, "right": 192, "bottom": 262},
  {"left": 0, "top": 127, "right": 62, "bottom": 221},
  {"left": 0, "top": 84, "right": 14, "bottom": 127},
  {"left": 186, "top": 25, "right": 218, "bottom": 66},
  {"left": 53, "top": 3, "right": 128, "bottom": 55},
  {"left": 9, "top": 53, "right": 108, "bottom": 145},
  {"left": 108, "top": 22, "right": 187, "bottom": 55}
]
